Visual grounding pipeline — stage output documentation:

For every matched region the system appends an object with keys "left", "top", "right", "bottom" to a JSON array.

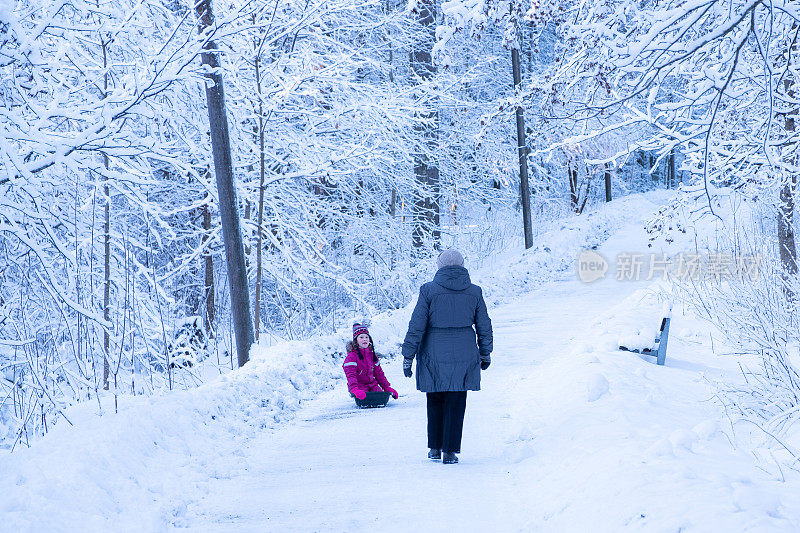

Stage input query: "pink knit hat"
[{"left": 352, "top": 323, "right": 370, "bottom": 339}]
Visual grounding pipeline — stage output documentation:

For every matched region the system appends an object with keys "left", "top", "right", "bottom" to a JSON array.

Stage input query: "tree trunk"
[
  {"left": 780, "top": 78, "right": 798, "bottom": 299},
  {"left": 778, "top": 180, "right": 796, "bottom": 291},
  {"left": 254, "top": 47, "right": 266, "bottom": 343},
  {"left": 578, "top": 172, "right": 591, "bottom": 214},
  {"left": 512, "top": 47, "right": 533, "bottom": 249},
  {"left": 244, "top": 200, "right": 252, "bottom": 259},
  {"left": 569, "top": 160, "right": 579, "bottom": 213},
  {"left": 386, "top": 0, "right": 397, "bottom": 256},
  {"left": 667, "top": 148, "right": 676, "bottom": 189},
  {"left": 410, "top": 0, "right": 439, "bottom": 251},
  {"left": 649, "top": 153, "right": 657, "bottom": 183},
  {"left": 196, "top": 0, "right": 254, "bottom": 367},
  {"left": 202, "top": 191, "right": 215, "bottom": 338},
  {"left": 386, "top": 0, "right": 395, "bottom": 84},
  {"left": 604, "top": 162, "right": 612, "bottom": 202},
  {"left": 102, "top": 36, "right": 110, "bottom": 391},
  {"left": 450, "top": 187, "right": 458, "bottom": 227},
  {"left": 103, "top": 156, "right": 110, "bottom": 391}
]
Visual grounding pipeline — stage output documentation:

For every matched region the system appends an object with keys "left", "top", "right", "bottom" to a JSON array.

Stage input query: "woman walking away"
[
  {"left": 343, "top": 323, "right": 398, "bottom": 401},
  {"left": 402, "top": 249, "right": 493, "bottom": 464}
]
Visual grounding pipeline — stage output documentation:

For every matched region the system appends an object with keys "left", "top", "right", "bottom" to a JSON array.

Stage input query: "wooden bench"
[{"left": 619, "top": 317, "right": 670, "bottom": 366}]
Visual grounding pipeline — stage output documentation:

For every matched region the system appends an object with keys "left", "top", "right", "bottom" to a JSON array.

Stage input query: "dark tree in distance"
[
  {"left": 511, "top": 46, "right": 533, "bottom": 249},
  {"left": 195, "top": 0, "right": 254, "bottom": 367},
  {"left": 410, "top": 0, "right": 440, "bottom": 251}
]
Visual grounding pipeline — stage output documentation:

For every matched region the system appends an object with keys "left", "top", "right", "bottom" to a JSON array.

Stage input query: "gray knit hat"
[{"left": 437, "top": 249, "right": 464, "bottom": 269}]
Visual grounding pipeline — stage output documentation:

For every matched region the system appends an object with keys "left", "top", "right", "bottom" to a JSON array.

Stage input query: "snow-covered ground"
[{"left": 3, "top": 192, "right": 799, "bottom": 532}]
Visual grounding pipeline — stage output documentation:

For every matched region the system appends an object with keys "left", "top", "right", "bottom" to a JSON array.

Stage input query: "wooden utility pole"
[
  {"left": 511, "top": 47, "right": 533, "bottom": 249},
  {"left": 196, "top": 0, "right": 254, "bottom": 367}
]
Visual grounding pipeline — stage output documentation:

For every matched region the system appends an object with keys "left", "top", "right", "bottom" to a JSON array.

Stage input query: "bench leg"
[{"left": 656, "top": 318, "right": 670, "bottom": 366}]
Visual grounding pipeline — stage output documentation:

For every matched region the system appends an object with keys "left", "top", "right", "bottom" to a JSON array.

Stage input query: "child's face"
[{"left": 356, "top": 333, "right": 370, "bottom": 349}]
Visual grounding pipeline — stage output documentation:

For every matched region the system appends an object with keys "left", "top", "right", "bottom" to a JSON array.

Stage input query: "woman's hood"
[{"left": 432, "top": 265, "right": 471, "bottom": 291}]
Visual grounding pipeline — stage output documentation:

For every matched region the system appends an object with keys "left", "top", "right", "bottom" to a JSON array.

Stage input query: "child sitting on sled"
[{"left": 343, "top": 323, "right": 398, "bottom": 400}]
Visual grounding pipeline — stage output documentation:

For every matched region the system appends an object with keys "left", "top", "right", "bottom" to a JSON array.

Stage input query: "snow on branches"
[{"left": 433, "top": 0, "right": 527, "bottom": 62}]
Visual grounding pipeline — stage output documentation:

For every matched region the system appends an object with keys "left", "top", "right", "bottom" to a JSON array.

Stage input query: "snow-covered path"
[
  {"left": 175, "top": 283, "right": 622, "bottom": 531},
  {"left": 172, "top": 221, "right": 800, "bottom": 531},
  {"left": 175, "top": 277, "right": 614, "bottom": 532}
]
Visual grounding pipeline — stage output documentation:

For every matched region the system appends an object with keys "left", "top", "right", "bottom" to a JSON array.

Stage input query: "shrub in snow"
[
  {"left": 165, "top": 317, "right": 209, "bottom": 371},
  {"left": 660, "top": 191, "right": 800, "bottom": 470}
]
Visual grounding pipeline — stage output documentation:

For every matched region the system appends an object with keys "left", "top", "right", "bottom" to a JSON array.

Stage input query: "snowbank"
[
  {"left": 474, "top": 190, "right": 674, "bottom": 306},
  {"left": 586, "top": 285, "right": 671, "bottom": 353}
]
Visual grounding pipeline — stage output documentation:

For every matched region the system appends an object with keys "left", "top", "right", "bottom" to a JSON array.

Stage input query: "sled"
[
  {"left": 352, "top": 391, "right": 391, "bottom": 408},
  {"left": 619, "top": 317, "right": 670, "bottom": 366}
]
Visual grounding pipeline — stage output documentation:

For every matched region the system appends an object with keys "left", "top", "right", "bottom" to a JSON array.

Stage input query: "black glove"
[
  {"left": 403, "top": 357, "right": 413, "bottom": 378},
  {"left": 480, "top": 354, "right": 491, "bottom": 370}
]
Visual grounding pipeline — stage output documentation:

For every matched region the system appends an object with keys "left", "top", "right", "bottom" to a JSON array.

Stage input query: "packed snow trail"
[
  {"left": 175, "top": 281, "right": 627, "bottom": 532},
  {"left": 172, "top": 221, "right": 800, "bottom": 531}
]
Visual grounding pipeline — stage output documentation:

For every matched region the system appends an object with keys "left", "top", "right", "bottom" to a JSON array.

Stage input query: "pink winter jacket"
[{"left": 342, "top": 347, "right": 392, "bottom": 395}]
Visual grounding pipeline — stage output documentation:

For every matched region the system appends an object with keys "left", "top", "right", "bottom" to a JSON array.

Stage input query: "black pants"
[{"left": 426, "top": 391, "right": 467, "bottom": 453}]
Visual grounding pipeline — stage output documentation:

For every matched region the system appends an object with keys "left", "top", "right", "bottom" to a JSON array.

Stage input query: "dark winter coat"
[{"left": 402, "top": 265, "right": 493, "bottom": 392}]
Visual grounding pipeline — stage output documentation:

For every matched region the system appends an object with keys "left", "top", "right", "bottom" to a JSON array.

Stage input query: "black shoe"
[
  {"left": 428, "top": 448, "right": 441, "bottom": 460},
  {"left": 442, "top": 452, "right": 458, "bottom": 464}
]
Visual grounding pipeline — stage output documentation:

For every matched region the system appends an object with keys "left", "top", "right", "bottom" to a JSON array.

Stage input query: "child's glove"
[
  {"left": 385, "top": 387, "right": 399, "bottom": 399},
  {"left": 480, "top": 354, "right": 491, "bottom": 370},
  {"left": 403, "top": 358, "right": 413, "bottom": 378},
  {"left": 352, "top": 389, "right": 366, "bottom": 400}
]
